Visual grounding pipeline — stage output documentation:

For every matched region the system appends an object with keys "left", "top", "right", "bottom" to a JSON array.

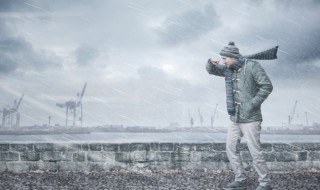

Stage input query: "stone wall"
[{"left": 0, "top": 142, "right": 320, "bottom": 172}]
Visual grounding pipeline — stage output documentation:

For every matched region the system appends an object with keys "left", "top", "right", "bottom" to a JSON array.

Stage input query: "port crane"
[
  {"left": 1, "top": 94, "right": 24, "bottom": 128},
  {"left": 56, "top": 82, "right": 87, "bottom": 127},
  {"left": 188, "top": 109, "right": 194, "bottom": 128},
  {"left": 288, "top": 100, "right": 298, "bottom": 125},
  {"left": 198, "top": 108, "right": 203, "bottom": 127},
  {"left": 211, "top": 104, "right": 218, "bottom": 128}
]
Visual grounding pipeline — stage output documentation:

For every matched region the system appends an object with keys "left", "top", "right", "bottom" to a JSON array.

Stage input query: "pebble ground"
[{"left": 1, "top": 169, "right": 320, "bottom": 190}]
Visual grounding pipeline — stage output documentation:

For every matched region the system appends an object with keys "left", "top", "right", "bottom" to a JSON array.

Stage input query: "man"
[{"left": 206, "top": 42, "right": 274, "bottom": 190}]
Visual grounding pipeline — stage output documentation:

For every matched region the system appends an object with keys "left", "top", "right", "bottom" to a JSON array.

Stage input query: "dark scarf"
[
  {"left": 224, "top": 57, "right": 245, "bottom": 116},
  {"left": 223, "top": 46, "right": 278, "bottom": 116}
]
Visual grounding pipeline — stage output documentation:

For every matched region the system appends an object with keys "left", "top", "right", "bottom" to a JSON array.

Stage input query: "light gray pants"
[{"left": 226, "top": 121, "right": 270, "bottom": 187}]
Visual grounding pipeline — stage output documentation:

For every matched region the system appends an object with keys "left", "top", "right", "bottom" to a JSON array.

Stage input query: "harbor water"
[{"left": 1, "top": 132, "right": 320, "bottom": 143}]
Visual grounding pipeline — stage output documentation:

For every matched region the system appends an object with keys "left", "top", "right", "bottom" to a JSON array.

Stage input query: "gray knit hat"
[{"left": 220, "top": 41, "right": 241, "bottom": 58}]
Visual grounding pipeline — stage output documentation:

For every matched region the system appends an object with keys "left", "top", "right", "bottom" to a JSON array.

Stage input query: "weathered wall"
[{"left": 0, "top": 142, "right": 320, "bottom": 172}]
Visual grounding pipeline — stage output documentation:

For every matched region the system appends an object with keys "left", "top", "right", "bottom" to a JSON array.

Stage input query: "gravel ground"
[{"left": 0, "top": 169, "right": 320, "bottom": 190}]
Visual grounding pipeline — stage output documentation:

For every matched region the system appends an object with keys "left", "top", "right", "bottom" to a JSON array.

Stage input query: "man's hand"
[{"left": 209, "top": 58, "right": 220, "bottom": 65}]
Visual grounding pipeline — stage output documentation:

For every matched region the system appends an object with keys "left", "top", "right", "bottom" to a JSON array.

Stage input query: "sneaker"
[
  {"left": 223, "top": 180, "right": 246, "bottom": 189},
  {"left": 254, "top": 185, "right": 271, "bottom": 190}
]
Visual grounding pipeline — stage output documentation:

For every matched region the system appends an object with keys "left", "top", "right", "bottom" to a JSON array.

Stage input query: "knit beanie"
[{"left": 220, "top": 41, "right": 241, "bottom": 58}]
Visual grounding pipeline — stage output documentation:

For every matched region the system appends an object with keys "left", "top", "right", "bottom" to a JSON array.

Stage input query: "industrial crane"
[
  {"left": 288, "top": 100, "right": 298, "bottom": 125},
  {"left": 188, "top": 109, "right": 194, "bottom": 128},
  {"left": 1, "top": 94, "right": 24, "bottom": 128},
  {"left": 211, "top": 104, "right": 218, "bottom": 128},
  {"left": 198, "top": 108, "right": 203, "bottom": 127},
  {"left": 56, "top": 82, "right": 87, "bottom": 127},
  {"left": 1, "top": 107, "right": 9, "bottom": 128}
]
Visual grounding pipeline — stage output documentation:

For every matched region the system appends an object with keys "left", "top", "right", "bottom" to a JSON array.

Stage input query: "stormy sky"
[{"left": 1, "top": 0, "right": 320, "bottom": 128}]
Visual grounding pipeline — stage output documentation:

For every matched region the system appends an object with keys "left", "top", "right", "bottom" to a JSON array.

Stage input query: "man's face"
[{"left": 221, "top": 56, "right": 237, "bottom": 68}]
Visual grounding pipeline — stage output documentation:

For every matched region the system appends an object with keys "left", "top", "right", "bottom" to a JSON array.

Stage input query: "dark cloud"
[
  {"left": 0, "top": 0, "right": 46, "bottom": 13},
  {"left": 0, "top": 0, "right": 19, "bottom": 12},
  {"left": 222, "top": 0, "right": 320, "bottom": 79},
  {"left": 0, "top": 27, "right": 61, "bottom": 74},
  {"left": 159, "top": 4, "right": 220, "bottom": 45},
  {"left": 75, "top": 45, "right": 100, "bottom": 66},
  {"left": 0, "top": 1, "right": 11, "bottom": 12},
  {"left": 269, "top": 18, "right": 320, "bottom": 79},
  {"left": 0, "top": 37, "right": 32, "bottom": 52},
  {"left": 0, "top": 1, "right": 63, "bottom": 74},
  {"left": 280, "top": 32, "right": 320, "bottom": 64},
  {"left": 248, "top": 23, "right": 320, "bottom": 65},
  {"left": 0, "top": 56, "right": 19, "bottom": 73}
]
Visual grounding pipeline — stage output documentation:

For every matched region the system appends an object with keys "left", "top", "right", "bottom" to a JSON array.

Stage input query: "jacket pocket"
[{"left": 239, "top": 101, "right": 254, "bottom": 118}]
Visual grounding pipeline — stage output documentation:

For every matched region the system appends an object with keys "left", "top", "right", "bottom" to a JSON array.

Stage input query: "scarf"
[
  {"left": 224, "top": 57, "right": 245, "bottom": 116},
  {"left": 223, "top": 46, "right": 278, "bottom": 116}
]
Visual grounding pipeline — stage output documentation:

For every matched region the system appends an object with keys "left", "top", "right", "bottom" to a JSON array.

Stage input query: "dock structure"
[
  {"left": 1, "top": 94, "right": 24, "bottom": 128},
  {"left": 56, "top": 82, "right": 87, "bottom": 127}
]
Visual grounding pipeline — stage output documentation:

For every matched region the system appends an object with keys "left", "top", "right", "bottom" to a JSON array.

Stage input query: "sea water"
[{"left": 0, "top": 132, "right": 320, "bottom": 143}]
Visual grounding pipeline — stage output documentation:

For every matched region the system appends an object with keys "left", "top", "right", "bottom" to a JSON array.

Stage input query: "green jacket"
[{"left": 206, "top": 59, "right": 273, "bottom": 123}]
